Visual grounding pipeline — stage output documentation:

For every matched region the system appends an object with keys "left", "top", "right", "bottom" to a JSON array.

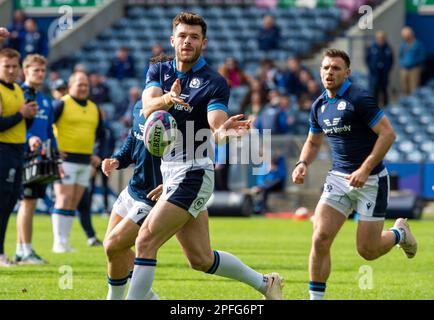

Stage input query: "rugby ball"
[{"left": 143, "top": 110, "right": 177, "bottom": 157}]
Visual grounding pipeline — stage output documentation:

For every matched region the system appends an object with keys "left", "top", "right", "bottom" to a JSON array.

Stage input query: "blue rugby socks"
[{"left": 309, "top": 281, "right": 326, "bottom": 300}]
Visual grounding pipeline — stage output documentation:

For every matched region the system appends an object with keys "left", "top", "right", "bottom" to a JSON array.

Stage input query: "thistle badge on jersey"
[
  {"left": 189, "top": 78, "right": 201, "bottom": 88},
  {"left": 337, "top": 101, "right": 347, "bottom": 110}
]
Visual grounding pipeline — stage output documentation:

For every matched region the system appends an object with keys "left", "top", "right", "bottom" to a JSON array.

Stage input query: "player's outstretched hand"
[
  {"left": 346, "top": 167, "right": 369, "bottom": 188},
  {"left": 102, "top": 158, "right": 119, "bottom": 176},
  {"left": 169, "top": 79, "right": 189, "bottom": 107},
  {"left": 220, "top": 114, "right": 251, "bottom": 137},
  {"left": 292, "top": 163, "right": 307, "bottom": 184},
  {"left": 147, "top": 184, "right": 163, "bottom": 202}
]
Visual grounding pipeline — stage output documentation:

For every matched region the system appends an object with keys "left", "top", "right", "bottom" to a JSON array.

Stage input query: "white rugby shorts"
[
  {"left": 112, "top": 187, "right": 153, "bottom": 225},
  {"left": 160, "top": 160, "right": 214, "bottom": 218},
  {"left": 319, "top": 168, "right": 389, "bottom": 221}
]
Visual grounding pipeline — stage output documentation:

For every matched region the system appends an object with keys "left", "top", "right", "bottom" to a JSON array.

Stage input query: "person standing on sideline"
[
  {"left": 0, "top": 48, "right": 37, "bottom": 266},
  {"left": 399, "top": 26, "right": 426, "bottom": 96},
  {"left": 15, "top": 54, "right": 61, "bottom": 264},
  {"left": 126, "top": 12, "right": 284, "bottom": 300},
  {"left": 51, "top": 71, "right": 105, "bottom": 253},
  {"left": 365, "top": 31, "right": 393, "bottom": 106},
  {"left": 292, "top": 49, "right": 417, "bottom": 300}
]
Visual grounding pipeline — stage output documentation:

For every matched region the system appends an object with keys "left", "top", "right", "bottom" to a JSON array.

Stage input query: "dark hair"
[
  {"left": 149, "top": 53, "right": 173, "bottom": 65},
  {"left": 322, "top": 49, "right": 351, "bottom": 68},
  {"left": 172, "top": 12, "right": 207, "bottom": 38},
  {"left": 0, "top": 48, "right": 20, "bottom": 60}
]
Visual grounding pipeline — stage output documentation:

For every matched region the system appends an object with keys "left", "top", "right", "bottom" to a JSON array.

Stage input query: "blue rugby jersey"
[
  {"left": 309, "top": 79, "right": 385, "bottom": 175},
  {"left": 112, "top": 101, "right": 162, "bottom": 206},
  {"left": 145, "top": 56, "right": 229, "bottom": 163},
  {"left": 21, "top": 83, "right": 58, "bottom": 151}
]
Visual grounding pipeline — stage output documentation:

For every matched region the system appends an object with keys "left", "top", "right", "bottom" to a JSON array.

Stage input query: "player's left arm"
[
  {"left": 207, "top": 78, "right": 250, "bottom": 144},
  {"left": 348, "top": 115, "right": 396, "bottom": 188},
  {"left": 208, "top": 110, "right": 250, "bottom": 144}
]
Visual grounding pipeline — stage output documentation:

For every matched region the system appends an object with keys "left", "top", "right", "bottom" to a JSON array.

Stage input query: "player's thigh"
[
  {"left": 105, "top": 188, "right": 134, "bottom": 238},
  {"left": 106, "top": 200, "right": 153, "bottom": 250},
  {"left": 137, "top": 199, "right": 192, "bottom": 248},
  {"left": 356, "top": 220, "right": 385, "bottom": 249},
  {"left": 312, "top": 202, "right": 347, "bottom": 243},
  {"left": 106, "top": 217, "right": 140, "bottom": 252},
  {"left": 176, "top": 210, "right": 212, "bottom": 261},
  {"left": 105, "top": 211, "right": 124, "bottom": 240}
]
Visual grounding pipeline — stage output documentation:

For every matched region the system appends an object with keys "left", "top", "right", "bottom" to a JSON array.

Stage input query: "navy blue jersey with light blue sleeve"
[
  {"left": 145, "top": 56, "right": 229, "bottom": 162},
  {"left": 21, "top": 84, "right": 58, "bottom": 151},
  {"left": 112, "top": 101, "right": 162, "bottom": 206},
  {"left": 309, "top": 79, "right": 385, "bottom": 175}
]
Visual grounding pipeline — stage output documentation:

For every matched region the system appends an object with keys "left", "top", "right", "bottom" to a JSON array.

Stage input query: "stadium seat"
[
  {"left": 405, "top": 150, "right": 424, "bottom": 162},
  {"left": 385, "top": 148, "right": 402, "bottom": 162},
  {"left": 127, "top": 6, "right": 146, "bottom": 19},
  {"left": 412, "top": 132, "right": 429, "bottom": 144},
  {"left": 420, "top": 141, "right": 434, "bottom": 153},
  {"left": 404, "top": 124, "right": 418, "bottom": 135},
  {"left": 113, "top": 18, "right": 131, "bottom": 30},
  {"left": 399, "top": 96, "right": 420, "bottom": 108},
  {"left": 419, "top": 114, "right": 432, "bottom": 126},
  {"left": 397, "top": 140, "right": 416, "bottom": 153}
]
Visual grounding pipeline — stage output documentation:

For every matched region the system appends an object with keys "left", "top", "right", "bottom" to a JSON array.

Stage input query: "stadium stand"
[
  {"left": 52, "top": 4, "right": 346, "bottom": 134},
  {"left": 384, "top": 78, "right": 434, "bottom": 162}
]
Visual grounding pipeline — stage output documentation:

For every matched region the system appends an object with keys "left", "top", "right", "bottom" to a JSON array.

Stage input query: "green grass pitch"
[{"left": 0, "top": 214, "right": 433, "bottom": 300}]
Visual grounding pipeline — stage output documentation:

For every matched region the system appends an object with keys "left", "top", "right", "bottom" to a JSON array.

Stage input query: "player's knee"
[
  {"left": 312, "top": 231, "right": 333, "bottom": 253},
  {"left": 188, "top": 254, "right": 214, "bottom": 272},
  {"left": 103, "top": 237, "right": 121, "bottom": 259},
  {"left": 357, "top": 245, "right": 379, "bottom": 261}
]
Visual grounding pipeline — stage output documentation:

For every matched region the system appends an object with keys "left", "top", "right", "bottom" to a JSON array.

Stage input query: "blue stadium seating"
[{"left": 66, "top": 5, "right": 344, "bottom": 80}]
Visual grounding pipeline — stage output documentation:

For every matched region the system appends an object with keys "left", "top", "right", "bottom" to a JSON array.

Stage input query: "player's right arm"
[
  {"left": 141, "top": 79, "right": 188, "bottom": 119},
  {"left": 292, "top": 101, "right": 324, "bottom": 184},
  {"left": 292, "top": 132, "right": 324, "bottom": 184},
  {"left": 142, "top": 62, "right": 188, "bottom": 118}
]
